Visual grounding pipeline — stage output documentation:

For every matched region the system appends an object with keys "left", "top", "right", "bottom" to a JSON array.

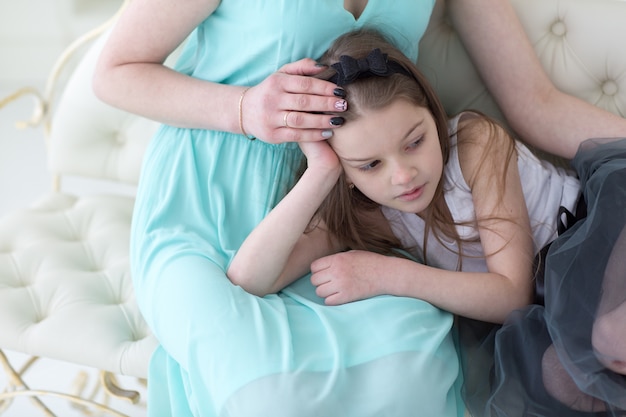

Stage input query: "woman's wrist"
[{"left": 237, "top": 86, "right": 256, "bottom": 140}]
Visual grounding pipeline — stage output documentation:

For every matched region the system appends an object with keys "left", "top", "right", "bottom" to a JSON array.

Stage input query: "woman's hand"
[{"left": 241, "top": 58, "right": 348, "bottom": 143}]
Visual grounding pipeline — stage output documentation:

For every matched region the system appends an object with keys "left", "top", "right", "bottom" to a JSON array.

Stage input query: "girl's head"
[
  {"left": 311, "top": 28, "right": 454, "bottom": 255},
  {"left": 318, "top": 29, "right": 452, "bottom": 196}
]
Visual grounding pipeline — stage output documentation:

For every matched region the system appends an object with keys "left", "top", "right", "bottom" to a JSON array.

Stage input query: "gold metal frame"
[{"left": 0, "top": 350, "right": 145, "bottom": 416}]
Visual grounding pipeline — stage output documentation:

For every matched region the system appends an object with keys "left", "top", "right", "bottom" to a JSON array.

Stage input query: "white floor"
[{"left": 1, "top": 2, "right": 148, "bottom": 416}]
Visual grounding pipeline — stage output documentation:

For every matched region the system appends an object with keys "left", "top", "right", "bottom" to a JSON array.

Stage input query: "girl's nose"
[{"left": 391, "top": 163, "right": 416, "bottom": 186}]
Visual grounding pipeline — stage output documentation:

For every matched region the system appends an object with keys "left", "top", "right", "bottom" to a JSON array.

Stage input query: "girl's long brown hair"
[{"left": 308, "top": 28, "right": 515, "bottom": 265}]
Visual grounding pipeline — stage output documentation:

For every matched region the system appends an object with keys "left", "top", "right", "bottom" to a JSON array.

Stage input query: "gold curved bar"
[
  {"left": 0, "top": 390, "right": 132, "bottom": 417},
  {"left": 100, "top": 371, "right": 142, "bottom": 405},
  {"left": 0, "top": 87, "right": 46, "bottom": 129},
  {"left": 1, "top": 349, "right": 145, "bottom": 416},
  {"left": 42, "top": 0, "right": 130, "bottom": 193},
  {"left": 41, "top": 0, "right": 131, "bottom": 133},
  {"left": 0, "top": 350, "right": 55, "bottom": 416},
  {"left": 0, "top": 0, "right": 130, "bottom": 137},
  {"left": 69, "top": 370, "right": 111, "bottom": 415}
]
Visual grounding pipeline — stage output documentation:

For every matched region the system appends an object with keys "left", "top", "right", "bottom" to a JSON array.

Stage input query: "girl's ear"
[{"left": 343, "top": 171, "right": 355, "bottom": 189}]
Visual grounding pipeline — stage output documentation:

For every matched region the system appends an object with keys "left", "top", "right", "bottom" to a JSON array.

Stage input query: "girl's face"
[{"left": 330, "top": 99, "right": 444, "bottom": 216}]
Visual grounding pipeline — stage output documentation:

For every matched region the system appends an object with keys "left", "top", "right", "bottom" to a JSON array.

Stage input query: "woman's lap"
[{"left": 131, "top": 128, "right": 464, "bottom": 416}]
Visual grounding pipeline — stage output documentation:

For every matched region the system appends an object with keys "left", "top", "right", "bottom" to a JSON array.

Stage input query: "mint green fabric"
[{"left": 130, "top": 1, "right": 463, "bottom": 415}]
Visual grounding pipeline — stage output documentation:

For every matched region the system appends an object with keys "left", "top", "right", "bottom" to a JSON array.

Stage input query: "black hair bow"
[{"left": 330, "top": 48, "right": 408, "bottom": 86}]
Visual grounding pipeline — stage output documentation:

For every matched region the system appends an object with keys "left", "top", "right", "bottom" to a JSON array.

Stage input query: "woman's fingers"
[
  {"left": 278, "top": 57, "right": 329, "bottom": 77},
  {"left": 277, "top": 59, "right": 348, "bottom": 121},
  {"left": 275, "top": 73, "right": 348, "bottom": 127},
  {"left": 243, "top": 58, "right": 348, "bottom": 143},
  {"left": 281, "top": 110, "right": 344, "bottom": 130}
]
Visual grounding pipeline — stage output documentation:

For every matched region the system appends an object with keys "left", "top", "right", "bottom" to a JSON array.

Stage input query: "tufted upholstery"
[
  {"left": 0, "top": 25, "right": 163, "bottom": 382},
  {"left": 49, "top": 32, "right": 159, "bottom": 184},
  {"left": 0, "top": 0, "right": 625, "bottom": 409},
  {"left": 0, "top": 192, "right": 154, "bottom": 377},
  {"left": 418, "top": 0, "right": 626, "bottom": 125},
  {"left": 512, "top": 0, "right": 626, "bottom": 116}
]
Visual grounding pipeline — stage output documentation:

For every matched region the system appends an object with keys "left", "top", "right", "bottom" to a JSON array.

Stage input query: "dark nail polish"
[
  {"left": 333, "top": 88, "right": 346, "bottom": 98},
  {"left": 330, "top": 116, "right": 345, "bottom": 126},
  {"left": 315, "top": 62, "right": 329, "bottom": 68}
]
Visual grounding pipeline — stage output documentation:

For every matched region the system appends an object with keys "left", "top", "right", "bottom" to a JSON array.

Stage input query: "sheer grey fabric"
[{"left": 463, "top": 138, "right": 626, "bottom": 417}]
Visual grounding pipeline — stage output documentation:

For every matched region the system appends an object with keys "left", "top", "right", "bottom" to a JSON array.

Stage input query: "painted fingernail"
[
  {"left": 315, "top": 62, "right": 329, "bottom": 68},
  {"left": 334, "top": 100, "right": 347, "bottom": 111},
  {"left": 321, "top": 130, "right": 333, "bottom": 139},
  {"left": 333, "top": 88, "right": 346, "bottom": 98},
  {"left": 330, "top": 117, "right": 345, "bottom": 126}
]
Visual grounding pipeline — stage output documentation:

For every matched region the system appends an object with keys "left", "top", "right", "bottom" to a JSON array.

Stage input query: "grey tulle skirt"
[{"left": 462, "top": 137, "right": 626, "bottom": 417}]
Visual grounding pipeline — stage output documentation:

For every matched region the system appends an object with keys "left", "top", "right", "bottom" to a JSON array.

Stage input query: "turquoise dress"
[{"left": 130, "top": 1, "right": 462, "bottom": 416}]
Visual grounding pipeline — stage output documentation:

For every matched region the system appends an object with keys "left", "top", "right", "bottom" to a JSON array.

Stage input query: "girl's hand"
[
  {"left": 299, "top": 140, "right": 342, "bottom": 178},
  {"left": 310, "top": 250, "right": 388, "bottom": 305},
  {"left": 241, "top": 58, "right": 348, "bottom": 144}
]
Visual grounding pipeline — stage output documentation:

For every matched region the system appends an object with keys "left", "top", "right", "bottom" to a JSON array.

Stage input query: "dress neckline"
[{"left": 343, "top": 0, "right": 370, "bottom": 21}]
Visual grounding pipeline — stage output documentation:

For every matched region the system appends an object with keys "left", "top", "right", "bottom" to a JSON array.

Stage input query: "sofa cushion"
[{"left": 0, "top": 192, "right": 156, "bottom": 378}]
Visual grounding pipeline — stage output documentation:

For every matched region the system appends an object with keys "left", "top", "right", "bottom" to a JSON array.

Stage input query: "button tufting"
[
  {"left": 32, "top": 312, "right": 46, "bottom": 324},
  {"left": 115, "top": 132, "right": 127, "bottom": 146},
  {"left": 551, "top": 20, "right": 567, "bottom": 37},
  {"left": 602, "top": 80, "right": 619, "bottom": 96}
]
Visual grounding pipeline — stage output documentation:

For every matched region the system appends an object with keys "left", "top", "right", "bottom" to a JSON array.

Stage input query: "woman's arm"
[
  {"left": 93, "top": 0, "right": 223, "bottom": 128},
  {"left": 227, "top": 141, "right": 343, "bottom": 296},
  {"left": 311, "top": 117, "right": 534, "bottom": 324},
  {"left": 445, "top": 0, "right": 626, "bottom": 159},
  {"left": 93, "top": 0, "right": 345, "bottom": 142}
]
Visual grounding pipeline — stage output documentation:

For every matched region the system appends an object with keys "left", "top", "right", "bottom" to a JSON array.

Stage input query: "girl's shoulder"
[{"left": 453, "top": 111, "right": 516, "bottom": 190}]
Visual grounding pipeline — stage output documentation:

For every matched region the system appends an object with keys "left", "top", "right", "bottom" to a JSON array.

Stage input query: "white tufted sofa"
[{"left": 1, "top": 0, "right": 625, "bottom": 414}]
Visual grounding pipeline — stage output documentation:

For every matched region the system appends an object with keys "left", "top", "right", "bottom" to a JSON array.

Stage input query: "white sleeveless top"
[{"left": 382, "top": 113, "right": 581, "bottom": 272}]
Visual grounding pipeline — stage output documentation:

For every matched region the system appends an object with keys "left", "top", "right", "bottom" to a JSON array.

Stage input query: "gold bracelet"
[{"left": 238, "top": 87, "right": 255, "bottom": 140}]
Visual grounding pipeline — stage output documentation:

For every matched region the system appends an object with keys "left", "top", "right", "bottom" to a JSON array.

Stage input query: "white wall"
[{"left": 0, "top": 0, "right": 123, "bottom": 88}]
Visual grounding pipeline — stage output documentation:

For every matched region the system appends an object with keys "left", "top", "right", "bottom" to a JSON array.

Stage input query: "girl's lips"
[{"left": 397, "top": 185, "right": 424, "bottom": 202}]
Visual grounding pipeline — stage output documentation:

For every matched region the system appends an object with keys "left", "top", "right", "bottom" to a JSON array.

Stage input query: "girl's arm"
[
  {"left": 312, "top": 250, "right": 530, "bottom": 323},
  {"left": 93, "top": 0, "right": 344, "bottom": 142},
  {"left": 311, "top": 117, "right": 534, "bottom": 324},
  {"left": 227, "top": 141, "right": 343, "bottom": 296},
  {"left": 445, "top": 0, "right": 626, "bottom": 159}
]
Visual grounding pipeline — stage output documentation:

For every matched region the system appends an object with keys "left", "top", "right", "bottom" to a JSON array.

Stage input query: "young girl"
[{"left": 228, "top": 29, "right": 626, "bottom": 416}]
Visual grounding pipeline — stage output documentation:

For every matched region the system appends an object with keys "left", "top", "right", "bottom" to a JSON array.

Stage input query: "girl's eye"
[
  {"left": 359, "top": 160, "right": 380, "bottom": 171},
  {"left": 406, "top": 137, "right": 423, "bottom": 150}
]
